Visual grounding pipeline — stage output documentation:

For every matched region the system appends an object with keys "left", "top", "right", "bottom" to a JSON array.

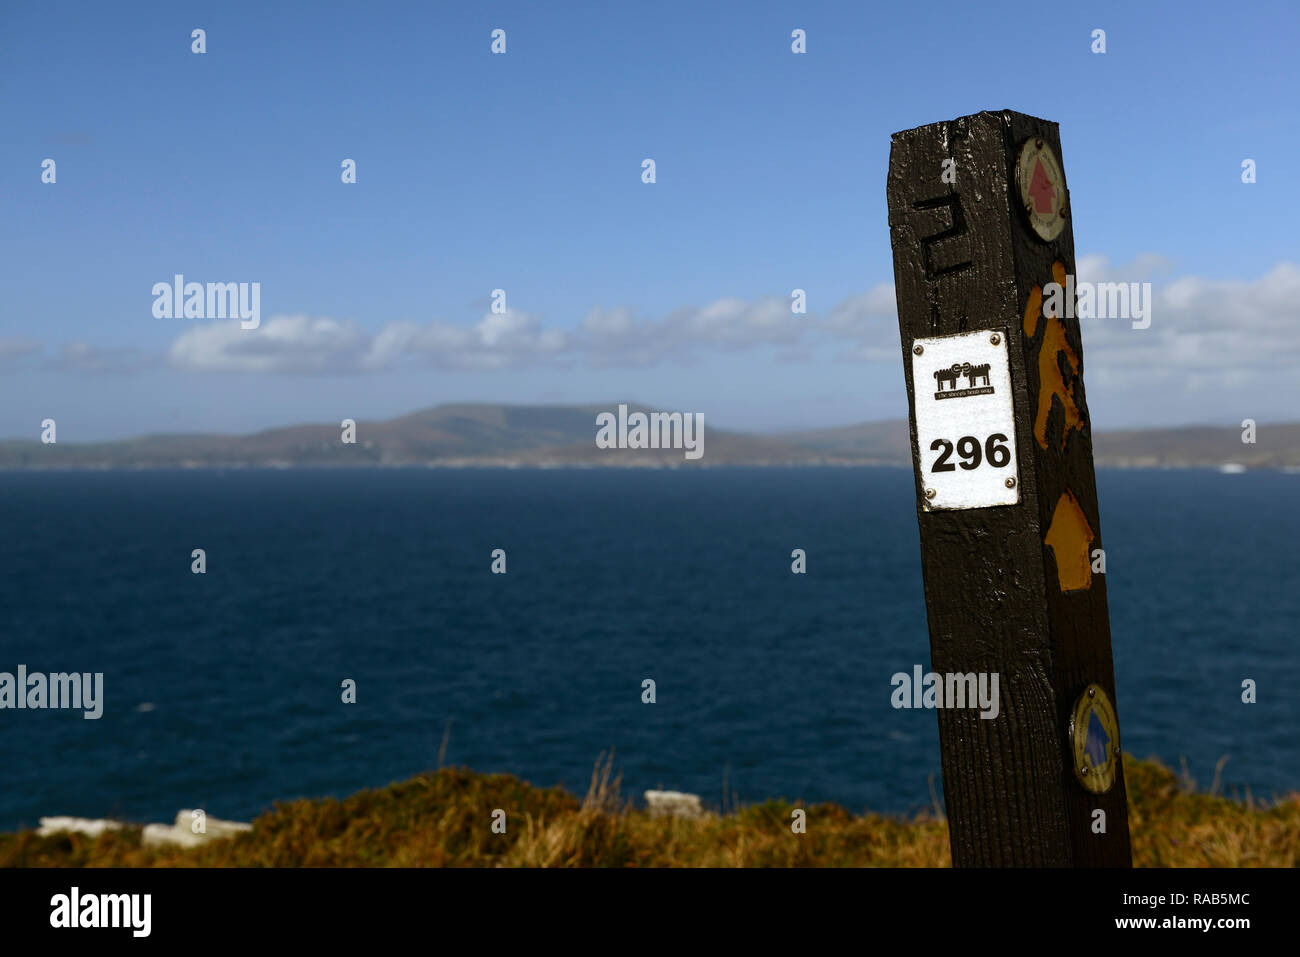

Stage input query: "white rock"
[
  {"left": 37, "top": 817, "right": 123, "bottom": 838},
  {"left": 140, "top": 811, "right": 252, "bottom": 848},
  {"left": 644, "top": 790, "right": 704, "bottom": 819},
  {"left": 141, "top": 822, "right": 199, "bottom": 848}
]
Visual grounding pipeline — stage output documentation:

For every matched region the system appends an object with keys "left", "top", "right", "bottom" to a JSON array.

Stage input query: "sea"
[{"left": 0, "top": 467, "right": 1296, "bottom": 832}]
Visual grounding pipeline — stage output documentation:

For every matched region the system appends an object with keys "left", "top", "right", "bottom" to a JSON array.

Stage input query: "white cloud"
[
  {"left": 166, "top": 311, "right": 570, "bottom": 373},
  {"left": 0, "top": 337, "right": 43, "bottom": 365},
  {"left": 32, "top": 259, "right": 1300, "bottom": 401},
  {"left": 52, "top": 342, "right": 156, "bottom": 373},
  {"left": 1076, "top": 252, "right": 1174, "bottom": 285},
  {"left": 819, "top": 284, "right": 900, "bottom": 360},
  {"left": 167, "top": 315, "right": 366, "bottom": 372},
  {"left": 581, "top": 294, "right": 806, "bottom": 366},
  {"left": 403, "top": 310, "right": 570, "bottom": 370},
  {"left": 1080, "top": 261, "right": 1300, "bottom": 386}
]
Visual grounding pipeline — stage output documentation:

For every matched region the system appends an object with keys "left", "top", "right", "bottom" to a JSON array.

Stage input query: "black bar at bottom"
[{"left": 0, "top": 865, "right": 1280, "bottom": 943}]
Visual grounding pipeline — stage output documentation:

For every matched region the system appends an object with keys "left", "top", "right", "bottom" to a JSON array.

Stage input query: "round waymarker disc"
[
  {"left": 1068, "top": 683, "right": 1120, "bottom": 793},
  {"left": 1017, "top": 138, "right": 1067, "bottom": 242}
]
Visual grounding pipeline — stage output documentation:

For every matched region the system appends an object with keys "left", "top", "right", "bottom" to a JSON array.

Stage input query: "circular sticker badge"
[
  {"left": 1069, "top": 683, "right": 1120, "bottom": 793},
  {"left": 1017, "top": 138, "right": 1067, "bottom": 242}
]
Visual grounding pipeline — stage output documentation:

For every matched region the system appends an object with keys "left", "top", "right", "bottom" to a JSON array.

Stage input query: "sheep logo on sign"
[{"left": 933, "top": 362, "right": 993, "bottom": 400}]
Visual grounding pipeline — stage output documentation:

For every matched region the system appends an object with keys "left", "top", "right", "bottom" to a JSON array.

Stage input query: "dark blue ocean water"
[{"left": 0, "top": 468, "right": 1296, "bottom": 831}]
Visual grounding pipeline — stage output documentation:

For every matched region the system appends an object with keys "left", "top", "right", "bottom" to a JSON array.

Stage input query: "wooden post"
[{"left": 886, "top": 110, "right": 1132, "bottom": 866}]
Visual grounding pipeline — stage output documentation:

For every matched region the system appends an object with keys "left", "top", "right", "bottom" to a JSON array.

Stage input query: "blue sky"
[{"left": 2, "top": 0, "right": 1297, "bottom": 440}]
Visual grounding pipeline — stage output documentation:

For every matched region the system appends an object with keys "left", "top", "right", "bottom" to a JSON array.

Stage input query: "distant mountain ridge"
[{"left": 1, "top": 403, "right": 1296, "bottom": 469}]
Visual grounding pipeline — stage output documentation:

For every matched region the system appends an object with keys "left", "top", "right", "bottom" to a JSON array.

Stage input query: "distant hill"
[{"left": 1, "top": 403, "right": 1296, "bottom": 469}]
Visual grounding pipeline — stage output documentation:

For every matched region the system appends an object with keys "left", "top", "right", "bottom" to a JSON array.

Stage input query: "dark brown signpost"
[{"left": 887, "top": 110, "right": 1132, "bottom": 866}]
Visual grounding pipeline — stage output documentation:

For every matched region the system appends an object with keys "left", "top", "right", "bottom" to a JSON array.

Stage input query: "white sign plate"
[{"left": 910, "top": 329, "right": 1020, "bottom": 511}]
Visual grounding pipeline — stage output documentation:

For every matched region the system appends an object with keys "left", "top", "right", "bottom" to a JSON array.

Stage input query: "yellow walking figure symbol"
[
  {"left": 1023, "top": 261, "right": 1083, "bottom": 452},
  {"left": 1025, "top": 261, "right": 1094, "bottom": 592}
]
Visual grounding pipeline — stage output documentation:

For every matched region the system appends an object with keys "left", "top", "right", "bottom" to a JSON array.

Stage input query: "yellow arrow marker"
[{"left": 1045, "top": 488, "right": 1094, "bottom": 592}]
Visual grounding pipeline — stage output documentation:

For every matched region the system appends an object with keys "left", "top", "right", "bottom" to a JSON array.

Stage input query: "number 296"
[{"left": 930, "top": 433, "right": 1010, "bottom": 472}]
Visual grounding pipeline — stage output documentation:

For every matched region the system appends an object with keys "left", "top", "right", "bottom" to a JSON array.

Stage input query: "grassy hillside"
[{"left": 2, "top": 756, "right": 1294, "bottom": 867}]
